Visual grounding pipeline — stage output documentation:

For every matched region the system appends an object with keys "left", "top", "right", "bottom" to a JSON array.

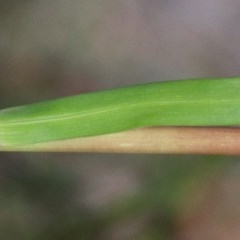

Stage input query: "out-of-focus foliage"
[
  {"left": 1, "top": 1, "right": 240, "bottom": 239},
  {"left": 0, "top": 155, "right": 232, "bottom": 239}
]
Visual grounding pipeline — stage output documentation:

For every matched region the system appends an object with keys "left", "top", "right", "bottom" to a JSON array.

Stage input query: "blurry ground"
[{"left": 1, "top": 0, "right": 240, "bottom": 239}]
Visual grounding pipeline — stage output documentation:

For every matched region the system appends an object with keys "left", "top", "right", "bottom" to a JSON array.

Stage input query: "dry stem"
[{"left": 6, "top": 127, "right": 240, "bottom": 155}]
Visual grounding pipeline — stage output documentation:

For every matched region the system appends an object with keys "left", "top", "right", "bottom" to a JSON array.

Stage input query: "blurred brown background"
[{"left": 1, "top": 1, "right": 240, "bottom": 239}]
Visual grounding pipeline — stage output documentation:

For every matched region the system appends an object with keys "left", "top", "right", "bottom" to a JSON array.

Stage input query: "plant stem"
[{"left": 2, "top": 127, "right": 240, "bottom": 155}]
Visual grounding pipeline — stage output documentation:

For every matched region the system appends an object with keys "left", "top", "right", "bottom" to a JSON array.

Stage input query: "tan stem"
[{"left": 4, "top": 127, "right": 240, "bottom": 155}]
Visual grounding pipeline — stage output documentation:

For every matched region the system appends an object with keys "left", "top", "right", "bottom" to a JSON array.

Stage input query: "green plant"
[{"left": 0, "top": 77, "right": 240, "bottom": 154}]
